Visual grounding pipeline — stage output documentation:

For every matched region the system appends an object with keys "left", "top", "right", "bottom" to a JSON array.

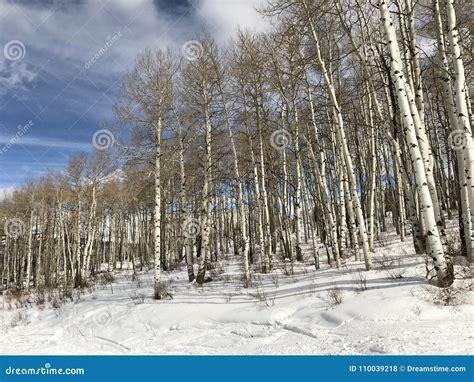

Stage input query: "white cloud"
[
  {"left": 0, "top": 0, "right": 272, "bottom": 190},
  {"left": 0, "top": 0, "right": 272, "bottom": 115},
  {"left": 0, "top": 0, "right": 175, "bottom": 75},
  {"left": 0, "top": 134, "right": 92, "bottom": 151},
  {"left": 0, "top": 0, "right": 269, "bottom": 72},
  {"left": 195, "top": 0, "right": 268, "bottom": 41}
]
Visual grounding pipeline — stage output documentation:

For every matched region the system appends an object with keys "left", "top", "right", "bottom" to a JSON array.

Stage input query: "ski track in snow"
[{"left": 1, "top": 226, "right": 473, "bottom": 355}]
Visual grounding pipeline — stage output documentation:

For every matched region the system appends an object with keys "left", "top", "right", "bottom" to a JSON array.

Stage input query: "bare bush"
[
  {"left": 129, "top": 291, "right": 146, "bottom": 304},
  {"left": 250, "top": 275, "right": 274, "bottom": 307},
  {"left": 353, "top": 270, "right": 368, "bottom": 291},
  {"left": 222, "top": 274, "right": 233, "bottom": 285},
  {"left": 453, "top": 263, "right": 472, "bottom": 287},
  {"left": 224, "top": 290, "right": 233, "bottom": 303},
  {"left": 385, "top": 257, "right": 405, "bottom": 279},
  {"left": 63, "top": 287, "right": 74, "bottom": 302},
  {"left": 444, "top": 233, "right": 462, "bottom": 258},
  {"left": 49, "top": 290, "right": 65, "bottom": 310},
  {"left": 431, "top": 286, "right": 465, "bottom": 306},
  {"left": 209, "top": 261, "right": 226, "bottom": 280},
  {"left": 375, "top": 255, "right": 405, "bottom": 279},
  {"left": 98, "top": 272, "right": 115, "bottom": 286},
  {"left": 270, "top": 272, "right": 279, "bottom": 288},
  {"left": 34, "top": 286, "right": 46, "bottom": 307},
  {"left": 158, "top": 281, "right": 173, "bottom": 300},
  {"left": 327, "top": 287, "right": 344, "bottom": 306},
  {"left": 132, "top": 272, "right": 142, "bottom": 288},
  {"left": 10, "top": 311, "right": 30, "bottom": 327},
  {"left": 4, "top": 290, "right": 31, "bottom": 310}
]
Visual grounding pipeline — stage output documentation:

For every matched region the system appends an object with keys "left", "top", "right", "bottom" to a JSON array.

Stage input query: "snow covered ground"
[{"left": 1, "top": 228, "right": 473, "bottom": 355}]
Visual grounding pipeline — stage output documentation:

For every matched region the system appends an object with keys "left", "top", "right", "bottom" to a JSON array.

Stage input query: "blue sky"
[{"left": 0, "top": 0, "right": 265, "bottom": 195}]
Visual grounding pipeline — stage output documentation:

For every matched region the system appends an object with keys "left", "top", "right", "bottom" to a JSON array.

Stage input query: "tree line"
[{"left": 1, "top": 0, "right": 472, "bottom": 298}]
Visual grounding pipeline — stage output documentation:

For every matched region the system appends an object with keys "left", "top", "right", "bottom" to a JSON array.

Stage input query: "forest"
[{"left": 0, "top": 0, "right": 472, "bottom": 309}]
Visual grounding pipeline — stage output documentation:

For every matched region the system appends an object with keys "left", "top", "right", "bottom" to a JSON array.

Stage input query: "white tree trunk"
[
  {"left": 301, "top": 0, "right": 371, "bottom": 269},
  {"left": 445, "top": 0, "right": 474, "bottom": 258},
  {"left": 197, "top": 88, "right": 212, "bottom": 284},
  {"left": 433, "top": 0, "right": 472, "bottom": 259},
  {"left": 380, "top": 0, "right": 453, "bottom": 286},
  {"left": 25, "top": 193, "right": 35, "bottom": 290},
  {"left": 154, "top": 118, "right": 162, "bottom": 299}
]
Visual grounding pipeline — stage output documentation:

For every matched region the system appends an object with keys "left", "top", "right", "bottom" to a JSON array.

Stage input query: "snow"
[{"left": 1, "top": 227, "right": 473, "bottom": 355}]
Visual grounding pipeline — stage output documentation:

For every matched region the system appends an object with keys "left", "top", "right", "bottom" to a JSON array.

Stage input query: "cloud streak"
[
  {"left": 0, "top": 0, "right": 268, "bottom": 188},
  {"left": 0, "top": 133, "right": 92, "bottom": 151}
]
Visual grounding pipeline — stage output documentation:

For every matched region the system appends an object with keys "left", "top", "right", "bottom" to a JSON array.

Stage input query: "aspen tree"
[
  {"left": 379, "top": 0, "right": 453, "bottom": 286},
  {"left": 433, "top": 0, "right": 472, "bottom": 259}
]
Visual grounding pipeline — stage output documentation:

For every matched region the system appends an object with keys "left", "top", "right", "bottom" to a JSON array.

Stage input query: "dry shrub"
[
  {"left": 129, "top": 291, "right": 146, "bottom": 304},
  {"left": 10, "top": 311, "right": 30, "bottom": 327},
  {"left": 353, "top": 270, "right": 368, "bottom": 291},
  {"left": 375, "top": 255, "right": 406, "bottom": 279},
  {"left": 327, "top": 287, "right": 344, "bottom": 306},
  {"left": 431, "top": 286, "right": 465, "bottom": 306}
]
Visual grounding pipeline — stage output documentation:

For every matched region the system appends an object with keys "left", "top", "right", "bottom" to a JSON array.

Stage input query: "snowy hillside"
[{"left": 1, "top": 228, "right": 472, "bottom": 355}]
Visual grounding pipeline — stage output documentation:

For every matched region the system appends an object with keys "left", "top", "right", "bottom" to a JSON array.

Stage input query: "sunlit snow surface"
[{"left": 1, "top": 224, "right": 472, "bottom": 355}]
